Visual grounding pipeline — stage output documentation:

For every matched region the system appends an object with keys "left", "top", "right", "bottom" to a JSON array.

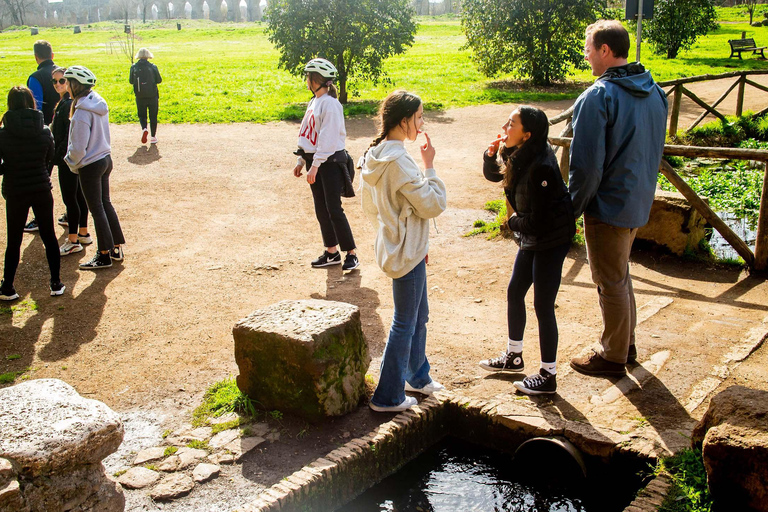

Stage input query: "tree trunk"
[{"left": 339, "top": 79, "right": 347, "bottom": 104}]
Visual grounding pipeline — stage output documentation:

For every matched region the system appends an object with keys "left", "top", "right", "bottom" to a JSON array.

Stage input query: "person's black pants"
[
  {"left": 58, "top": 164, "right": 88, "bottom": 236},
  {"left": 136, "top": 96, "right": 159, "bottom": 136},
  {"left": 78, "top": 155, "right": 125, "bottom": 252},
  {"left": 4, "top": 190, "right": 60, "bottom": 286},
  {"left": 507, "top": 242, "right": 570, "bottom": 363},
  {"left": 308, "top": 161, "right": 356, "bottom": 252}
]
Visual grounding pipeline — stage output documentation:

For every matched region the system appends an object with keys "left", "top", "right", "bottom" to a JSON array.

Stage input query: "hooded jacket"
[
  {"left": 361, "top": 140, "right": 447, "bottom": 279},
  {"left": 0, "top": 108, "right": 54, "bottom": 199},
  {"left": 64, "top": 90, "right": 111, "bottom": 172},
  {"left": 569, "top": 63, "right": 668, "bottom": 228}
]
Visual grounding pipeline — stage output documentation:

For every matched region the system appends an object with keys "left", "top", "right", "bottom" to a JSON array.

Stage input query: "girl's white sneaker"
[
  {"left": 405, "top": 380, "right": 445, "bottom": 395},
  {"left": 369, "top": 396, "right": 417, "bottom": 413}
]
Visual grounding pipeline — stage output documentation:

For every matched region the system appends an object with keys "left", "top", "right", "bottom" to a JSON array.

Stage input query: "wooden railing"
[
  {"left": 658, "top": 70, "right": 768, "bottom": 137},
  {"left": 548, "top": 136, "right": 768, "bottom": 272}
]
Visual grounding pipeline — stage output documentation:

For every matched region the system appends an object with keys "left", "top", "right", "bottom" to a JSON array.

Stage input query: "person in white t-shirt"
[{"left": 293, "top": 58, "right": 359, "bottom": 271}]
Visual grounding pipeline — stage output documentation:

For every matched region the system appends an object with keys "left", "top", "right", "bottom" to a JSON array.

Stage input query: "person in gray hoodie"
[
  {"left": 568, "top": 20, "right": 668, "bottom": 378},
  {"left": 362, "top": 90, "right": 447, "bottom": 413},
  {"left": 64, "top": 66, "right": 125, "bottom": 270}
]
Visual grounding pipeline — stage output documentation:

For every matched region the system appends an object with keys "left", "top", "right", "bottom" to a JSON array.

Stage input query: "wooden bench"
[{"left": 728, "top": 38, "right": 767, "bottom": 59}]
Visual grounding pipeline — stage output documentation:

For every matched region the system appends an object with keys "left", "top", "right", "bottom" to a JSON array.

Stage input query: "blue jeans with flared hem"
[{"left": 371, "top": 259, "right": 432, "bottom": 408}]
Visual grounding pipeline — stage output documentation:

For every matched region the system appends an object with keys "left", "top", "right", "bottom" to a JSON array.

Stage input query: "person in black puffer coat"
[
  {"left": 477, "top": 106, "right": 575, "bottom": 396},
  {"left": 51, "top": 66, "right": 91, "bottom": 256},
  {"left": 0, "top": 86, "right": 65, "bottom": 300}
]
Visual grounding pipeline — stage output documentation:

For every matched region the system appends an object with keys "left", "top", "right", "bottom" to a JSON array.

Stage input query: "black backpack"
[{"left": 132, "top": 63, "right": 157, "bottom": 99}]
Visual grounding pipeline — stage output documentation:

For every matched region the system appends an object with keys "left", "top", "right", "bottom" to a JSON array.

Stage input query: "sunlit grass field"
[{"left": 0, "top": 15, "right": 766, "bottom": 124}]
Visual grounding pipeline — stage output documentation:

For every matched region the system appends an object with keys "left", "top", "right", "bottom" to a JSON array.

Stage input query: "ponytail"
[
  {"left": 326, "top": 81, "right": 337, "bottom": 99},
  {"left": 68, "top": 80, "right": 92, "bottom": 119},
  {"left": 364, "top": 90, "right": 422, "bottom": 158}
]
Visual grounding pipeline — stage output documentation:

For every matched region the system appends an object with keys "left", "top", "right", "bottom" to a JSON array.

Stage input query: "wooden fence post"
[
  {"left": 669, "top": 85, "right": 682, "bottom": 138},
  {"left": 754, "top": 162, "right": 768, "bottom": 271},
  {"left": 736, "top": 74, "right": 746, "bottom": 117}
]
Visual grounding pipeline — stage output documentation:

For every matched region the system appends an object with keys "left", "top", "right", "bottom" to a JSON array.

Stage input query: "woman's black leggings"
[
  {"left": 507, "top": 242, "right": 570, "bottom": 363},
  {"left": 78, "top": 155, "right": 125, "bottom": 252},
  {"left": 308, "top": 160, "right": 356, "bottom": 252},
  {"left": 58, "top": 164, "right": 88, "bottom": 235},
  {"left": 136, "top": 97, "right": 159, "bottom": 137},
  {"left": 4, "top": 190, "right": 60, "bottom": 286}
]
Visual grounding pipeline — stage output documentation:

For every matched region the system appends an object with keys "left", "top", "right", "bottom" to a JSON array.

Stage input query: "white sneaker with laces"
[
  {"left": 369, "top": 396, "right": 417, "bottom": 413},
  {"left": 405, "top": 380, "right": 445, "bottom": 395},
  {"left": 78, "top": 233, "right": 93, "bottom": 245},
  {"left": 150, "top": 136, "right": 158, "bottom": 144},
  {"left": 60, "top": 240, "right": 84, "bottom": 256}
]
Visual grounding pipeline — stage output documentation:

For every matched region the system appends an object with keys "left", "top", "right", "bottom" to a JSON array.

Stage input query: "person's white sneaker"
[
  {"left": 59, "top": 240, "right": 84, "bottom": 256},
  {"left": 404, "top": 380, "right": 445, "bottom": 395},
  {"left": 369, "top": 396, "right": 417, "bottom": 413},
  {"left": 150, "top": 136, "right": 158, "bottom": 144}
]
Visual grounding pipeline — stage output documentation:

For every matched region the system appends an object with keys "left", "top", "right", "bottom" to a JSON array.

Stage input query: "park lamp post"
[{"left": 626, "top": 0, "right": 654, "bottom": 62}]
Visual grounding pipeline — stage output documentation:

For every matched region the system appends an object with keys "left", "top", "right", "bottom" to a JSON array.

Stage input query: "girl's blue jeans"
[{"left": 371, "top": 259, "right": 432, "bottom": 407}]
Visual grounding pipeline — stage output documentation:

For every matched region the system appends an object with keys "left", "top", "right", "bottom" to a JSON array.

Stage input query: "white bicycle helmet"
[
  {"left": 63, "top": 65, "right": 97, "bottom": 86},
  {"left": 304, "top": 58, "right": 338, "bottom": 80}
]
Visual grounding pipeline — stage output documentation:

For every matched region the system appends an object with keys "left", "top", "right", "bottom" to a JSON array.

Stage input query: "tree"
[
  {"left": 461, "top": 0, "right": 602, "bottom": 86},
  {"left": 638, "top": 0, "right": 718, "bottom": 58},
  {"left": 110, "top": 0, "right": 135, "bottom": 23},
  {"left": 741, "top": 0, "right": 758, "bottom": 24},
  {"left": 0, "top": 0, "right": 38, "bottom": 25},
  {"left": 266, "top": 0, "right": 417, "bottom": 103}
]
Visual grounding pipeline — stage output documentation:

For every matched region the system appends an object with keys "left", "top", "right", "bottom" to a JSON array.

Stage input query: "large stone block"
[
  {"left": 692, "top": 386, "right": 768, "bottom": 512},
  {"left": 636, "top": 190, "right": 707, "bottom": 256},
  {"left": 0, "top": 379, "right": 124, "bottom": 512},
  {"left": 234, "top": 300, "right": 370, "bottom": 422}
]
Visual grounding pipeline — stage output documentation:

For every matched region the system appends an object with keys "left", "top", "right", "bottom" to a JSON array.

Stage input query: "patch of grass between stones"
[
  {"left": 192, "top": 377, "right": 257, "bottom": 427},
  {"left": 163, "top": 446, "right": 178, "bottom": 457},
  {"left": 186, "top": 440, "right": 210, "bottom": 451},
  {"left": 210, "top": 417, "right": 245, "bottom": 435},
  {"left": 656, "top": 448, "right": 712, "bottom": 512}
]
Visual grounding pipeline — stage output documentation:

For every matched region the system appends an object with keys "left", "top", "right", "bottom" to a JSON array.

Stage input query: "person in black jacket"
[
  {"left": 478, "top": 106, "right": 575, "bottom": 395},
  {"left": 50, "top": 67, "right": 91, "bottom": 256},
  {"left": 129, "top": 48, "right": 162, "bottom": 144},
  {"left": 0, "top": 86, "right": 65, "bottom": 300}
]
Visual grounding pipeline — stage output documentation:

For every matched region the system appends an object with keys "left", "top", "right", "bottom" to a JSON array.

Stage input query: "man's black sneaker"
[
  {"left": 342, "top": 253, "right": 359, "bottom": 271},
  {"left": 79, "top": 253, "right": 112, "bottom": 270},
  {"left": 0, "top": 280, "right": 19, "bottom": 301},
  {"left": 627, "top": 344, "right": 637, "bottom": 364},
  {"left": 479, "top": 351, "right": 524, "bottom": 372},
  {"left": 50, "top": 281, "right": 66, "bottom": 297},
  {"left": 311, "top": 251, "right": 341, "bottom": 268},
  {"left": 58, "top": 214, "right": 68, "bottom": 227},
  {"left": 110, "top": 246, "right": 124, "bottom": 262},
  {"left": 513, "top": 369, "right": 557, "bottom": 395},
  {"left": 23, "top": 219, "right": 39, "bottom": 232}
]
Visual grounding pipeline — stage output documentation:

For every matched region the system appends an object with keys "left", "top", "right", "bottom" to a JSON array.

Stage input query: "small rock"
[
  {"left": 150, "top": 473, "right": 195, "bottom": 501},
  {"left": 265, "top": 432, "right": 280, "bottom": 443},
  {"left": 209, "top": 429, "right": 240, "bottom": 449},
  {"left": 157, "top": 455, "right": 180, "bottom": 472},
  {"left": 192, "top": 463, "right": 220, "bottom": 483},
  {"left": 118, "top": 467, "right": 161, "bottom": 489},
  {"left": 474, "top": 298, "right": 483, "bottom": 303},
  {"left": 0, "top": 458, "right": 13, "bottom": 479},
  {"left": 209, "top": 412, "right": 239, "bottom": 425},
  {"left": 189, "top": 427, "right": 212, "bottom": 439},
  {"left": 176, "top": 447, "right": 208, "bottom": 469},
  {"left": 224, "top": 436, "right": 265, "bottom": 461},
  {"left": 249, "top": 422, "right": 270, "bottom": 437},
  {"left": 133, "top": 446, "right": 166, "bottom": 465},
  {"left": 342, "top": 431, "right": 351, "bottom": 438},
  {"left": 208, "top": 452, "right": 236, "bottom": 465}
]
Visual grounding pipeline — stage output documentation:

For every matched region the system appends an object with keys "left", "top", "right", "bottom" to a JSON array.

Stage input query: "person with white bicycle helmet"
[
  {"left": 64, "top": 65, "right": 125, "bottom": 270},
  {"left": 293, "top": 58, "right": 359, "bottom": 271}
]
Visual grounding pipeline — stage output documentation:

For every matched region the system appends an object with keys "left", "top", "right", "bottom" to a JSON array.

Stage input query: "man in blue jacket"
[{"left": 568, "top": 20, "right": 668, "bottom": 378}]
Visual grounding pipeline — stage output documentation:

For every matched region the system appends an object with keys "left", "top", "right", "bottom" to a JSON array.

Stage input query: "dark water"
[{"left": 336, "top": 437, "right": 628, "bottom": 512}]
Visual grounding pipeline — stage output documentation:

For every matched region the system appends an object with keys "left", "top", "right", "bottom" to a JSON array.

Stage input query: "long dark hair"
[
  {"left": 502, "top": 106, "right": 550, "bottom": 190},
  {"left": 307, "top": 71, "right": 338, "bottom": 99},
  {"left": 68, "top": 79, "right": 92, "bottom": 119},
  {"left": 1, "top": 86, "right": 36, "bottom": 127},
  {"left": 366, "top": 90, "right": 422, "bottom": 153}
]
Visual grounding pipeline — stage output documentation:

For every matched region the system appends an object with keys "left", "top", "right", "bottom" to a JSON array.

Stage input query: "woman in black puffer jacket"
[
  {"left": 477, "top": 106, "right": 575, "bottom": 396},
  {"left": 51, "top": 66, "right": 90, "bottom": 256},
  {"left": 0, "top": 86, "right": 64, "bottom": 300}
]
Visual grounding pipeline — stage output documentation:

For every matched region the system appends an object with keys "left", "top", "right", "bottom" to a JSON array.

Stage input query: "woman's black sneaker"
[
  {"left": 50, "top": 281, "right": 66, "bottom": 297},
  {"left": 479, "top": 351, "right": 524, "bottom": 372},
  {"left": 0, "top": 281, "right": 19, "bottom": 301},
  {"left": 23, "top": 219, "right": 39, "bottom": 232},
  {"left": 342, "top": 253, "right": 359, "bottom": 271},
  {"left": 311, "top": 251, "right": 341, "bottom": 268},
  {"left": 79, "top": 252, "right": 112, "bottom": 270},
  {"left": 513, "top": 369, "right": 557, "bottom": 395},
  {"left": 110, "top": 246, "right": 124, "bottom": 262}
]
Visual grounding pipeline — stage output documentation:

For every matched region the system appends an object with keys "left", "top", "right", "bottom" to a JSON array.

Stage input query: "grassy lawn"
[{"left": 0, "top": 15, "right": 766, "bottom": 124}]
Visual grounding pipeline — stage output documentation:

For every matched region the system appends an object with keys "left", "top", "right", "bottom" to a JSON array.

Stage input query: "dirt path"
[{"left": 1, "top": 81, "right": 767, "bottom": 510}]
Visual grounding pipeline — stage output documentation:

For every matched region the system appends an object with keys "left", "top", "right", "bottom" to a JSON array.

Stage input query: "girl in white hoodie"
[
  {"left": 362, "top": 91, "right": 447, "bottom": 412},
  {"left": 64, "top": 66, "right": 125, "bottom": 270}
]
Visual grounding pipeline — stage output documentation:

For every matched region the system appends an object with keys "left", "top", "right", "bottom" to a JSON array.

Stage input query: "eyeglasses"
[{"left": 51, "top": 78, "right": 67, "bottom": 85}]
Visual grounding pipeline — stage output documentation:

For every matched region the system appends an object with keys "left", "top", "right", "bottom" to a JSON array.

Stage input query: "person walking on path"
[
  {"left": 0, "top": 86, "right": 65, "bottom": 300},
  {"left": 23, "top": 40, "right": 59, "bottom": 234},
  {"left": 51, "top": 67, "right": 92, "bottom": 256},
  {"left": 477, "top": 106, "right": 575, "bottom": 395},
  {"left": 129, "top": 48, "right": 162, "bottom": 144},
  {"left": 568, "top": 20, "right": 668, "bottom": 378},
  {"left": 362, "top": 90, "right": 447, "bottom": 412},
  {"left": 293, "top": 58, "right": 359, "bottom": 271},
  {"left": 64, "top": 66, "right": 125, "bottom": 270}
]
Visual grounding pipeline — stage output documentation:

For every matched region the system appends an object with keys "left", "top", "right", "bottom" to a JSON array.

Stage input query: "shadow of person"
[{"left": 127, "top": 144, "right": 161, "bottom": 165}]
